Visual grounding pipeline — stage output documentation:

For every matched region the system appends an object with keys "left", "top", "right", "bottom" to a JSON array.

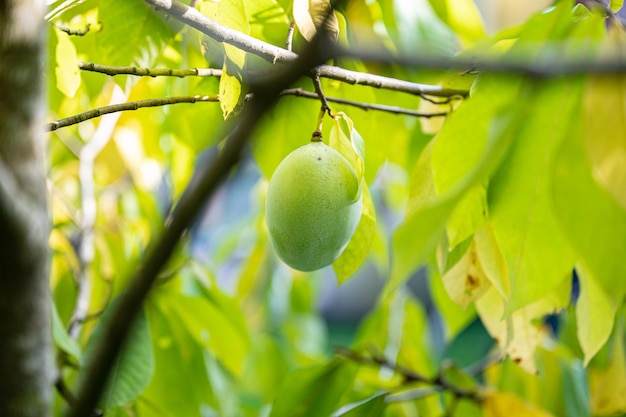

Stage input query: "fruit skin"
[{"left": 266, "top": 141, "right": 362, "bottom": 271}]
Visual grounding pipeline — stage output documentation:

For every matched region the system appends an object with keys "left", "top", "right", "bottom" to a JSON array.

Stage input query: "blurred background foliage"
[{"left": 46, "top": 0, "right": 625, "bottom": 416}]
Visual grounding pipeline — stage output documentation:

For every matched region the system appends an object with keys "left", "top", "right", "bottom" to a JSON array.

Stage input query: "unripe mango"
[{"left": 266, "top": 141, "right": 362, "bottom": 271}]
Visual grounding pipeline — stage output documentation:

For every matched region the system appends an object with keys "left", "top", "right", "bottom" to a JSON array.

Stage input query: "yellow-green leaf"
[
  {"left": 329, "top": 112, "right": 364, "bottom": 186},
  {"left": 583, "top": 24, "right": 626, "bottom": 211},
  {"left": 201, "top": 0, "right": 249, "bottom": 118},
  {"left": 54, "top": 28, "right": 80, "bottom": 98},
  {"left": 442, "top": 238, "right": 491, "bottom": 309},
  {"left": 576, "top": 265, "right": 618, "bottom": 365},
  {"left": 476, "top": 282, "right": 569, "bottom": 374},
  {"left": 489, "top": 78, "right": 579, "bottom": 314},
  {"left": 483, "top": 392, "right": 555, "bottom": 417},
  {"left": 588, "top": 318, "right": 626, "bottom": 415},
  {"left": 333, "top": 184, "right": 376, "bottom": 284}
]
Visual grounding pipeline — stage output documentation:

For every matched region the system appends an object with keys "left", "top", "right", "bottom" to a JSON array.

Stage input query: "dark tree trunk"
[{"left": 0, "top": 1, "right": 52, "bottom": 416}]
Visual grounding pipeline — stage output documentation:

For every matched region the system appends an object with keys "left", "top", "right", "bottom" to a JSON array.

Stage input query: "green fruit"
[{"left": 266, "top": 141, "right": 362, "bottom": 271}]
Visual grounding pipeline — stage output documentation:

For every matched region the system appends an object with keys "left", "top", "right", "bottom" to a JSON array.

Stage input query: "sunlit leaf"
[
  {"left": 293, "top": 0, "right": 339, "bottom": 42},
  {"left": 588, "top": 318, "right": 626, "bottom": 415},
  {"left": 329, "top": 112, "right": 365, "bottom": 186},
  {"left": 333, "top": 393, "right": 387, "bottom": 417},
  {"left": 201, "top": 0, "right": 250, "bottom": 118},
  {"left": 387, "top": 74, "right": 529, "bottom": 296},
  {"left": 54, "top": 28, "right": 80, "bottom": 98},
  {"left": 442, "top": 237, "right": 491, "bottom": 309},
  {"left": 333, "top": 184, "right": 376, "bottom": 284},
  {"left": 576, "top": 265, "right": 619, "bottom": 365},
  {"left": 98, "top": 0, "right": 174, "bottom": 67},
  {"left": 428, "top": 0, "right": 486, "bottom": 47},
  {"left": 483, "top": 392, "right": 555, "bottom": 417},
  {"left": 489, "top": 78, "right": 580, "bottom": 314},
  {"left": 552, "top": 110, "right": 626, "bottom": 360},
  {"left": 583, "top": 24, "right": 626, "bottom": 211},
  {"left": 476, "top": 282, "right": 569, "bottom": 374}
]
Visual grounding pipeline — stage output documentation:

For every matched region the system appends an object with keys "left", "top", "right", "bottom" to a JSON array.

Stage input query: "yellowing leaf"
[
  {"left": 54, "top": 28, "right": 80, "bottom": 98},
  {"left": 483, "top": 392, "right": 555, "bottom": 417},
  {"left": 576, "top": 265, "right": 618, "bottom": 365},
  {"left": 333, "top": 184, "right": 376, "bottom": 284},
  {"left": 442, "top": 238, "right": 491, "bottom": 309},
  {"left": 583, "top": 25, "right": 626, "bottom": 211},
  {"left": 476, "top": 283, "right": 569, "bottom": 374},
  {"left": 589, "top": 319, "right": 626, "bottom": 415},
  {"left": 474, "top": 224, "right": 509, "bottom": 299}
]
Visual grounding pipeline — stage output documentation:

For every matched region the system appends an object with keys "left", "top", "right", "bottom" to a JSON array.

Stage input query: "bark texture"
[{"left": 0, "top": 1, "right": 53, "bottom": 416}]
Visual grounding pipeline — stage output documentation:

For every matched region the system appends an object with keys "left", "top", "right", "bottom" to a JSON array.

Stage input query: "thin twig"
[
  {"left": 335, "top": 347, "right": 482, "bottom": 403},
  {"left": 143, "top": 0, "right": 468, "bottom": 98},
  {"left": 311, "top": 71, "right": 333, "bottom": 116},
  {"left": 278, "top": 88, "right": 450, "bottom": 118},
  {"left": 48, "top": 90, "right": 448, "bottom": 132},
  {"left": 46, "top": 95, "right": 219, "bottom": 131},
  {"left": 79, "top": 62, "right": 223, "bottom": 78}
]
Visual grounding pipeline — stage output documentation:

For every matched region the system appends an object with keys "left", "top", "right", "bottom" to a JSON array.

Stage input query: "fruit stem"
[{"left": 311, "top": 106, "right": 326, "bottom": 142}]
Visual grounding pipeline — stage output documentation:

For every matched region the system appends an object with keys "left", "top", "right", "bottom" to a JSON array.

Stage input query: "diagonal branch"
[
  {"left": 46, "top": 95, "right": 219, "bottom": 131},
  {"left": 67, "top": 17, "right": 346, "bottom": 417},
  {"left": 143, "top": 0, "right": 468, "bottom": 98},
  {"left": 79, "top": 62, "right": 223, "bottom": 77}
]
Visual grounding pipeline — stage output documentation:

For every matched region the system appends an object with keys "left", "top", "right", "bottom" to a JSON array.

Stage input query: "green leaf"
[
  {"left": 576, "top": 265, "right": 619, "bottom": 365},
  {"left": 82, "top": 299, "right": 155, "bottom": 411},
  {"left": 588, "top": 317, "right": 626, "bottom": 415},
  {"left": 427, "top": 0, "right": 486, "bottom": 48},
  {"left": 153, "top": 279, "right": 251, "bottom": 377},
  {"left": 488, "top": 78, "right": 580, "bottom": 314},
  {"left": 201, "top": 0, "right": 250, "bottom": 118},
  {"left": 333, "top": 184, "right": 376, "bottom": 284},
  {"left": 251, "top": 95, "right": 319, "bottom": 179},
  {"left": 387, "top": 74, "right": 528, "bottom": 296},
  {"left": 552, "top": 114, "right": 626, "bottom": 361},
  {"left": 50, "top": 302, "right": 82, "bottom": 362},
  {"left": 333, "top": 393, "right": 387, "bottom": 417},
  {"left": 97, "top": 0, "right": 174, "bottom": 67},
  {"left": 268, "top": 358, "right": 358, "bottom": 417},
  {"left": 430, "top": 73, "right": 523, "bottom": 249},
  {"left": 54, "top": 28, "right": 80, "bottom": 98},
  {"left": 583, "top": 24, "right": 626, "bottom": 211},
  {"left": 329, "top": 112, "right": 365, "bottom": 186},
  {"left": 610, "top": 0, "right": 624, "bottom": 12},
  {"left": 140, "top": 296, "right": 219, "bottom": 416}
]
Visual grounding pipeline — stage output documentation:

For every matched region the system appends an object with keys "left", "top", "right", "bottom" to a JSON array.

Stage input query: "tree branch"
[
  {"left": 143, "top": 0, "right": 467, "bottom": 98},
  {"left": 46, "top": 95, "right": 219, "bottom": 131},
  {"left": 278, "top": 88, "right": 450, "bottom": 118},
  {"left": 79, "top": 62, "right": 223, "bottom": 77},
  {"left": 67, "top": 19, "right": 343, "bottom": 417},
  {"left": 48, "top": 90, "right": 449, "bottom": 132},
  {"left": 335, "top": 348, "right": 482, "bottom": 403}
]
